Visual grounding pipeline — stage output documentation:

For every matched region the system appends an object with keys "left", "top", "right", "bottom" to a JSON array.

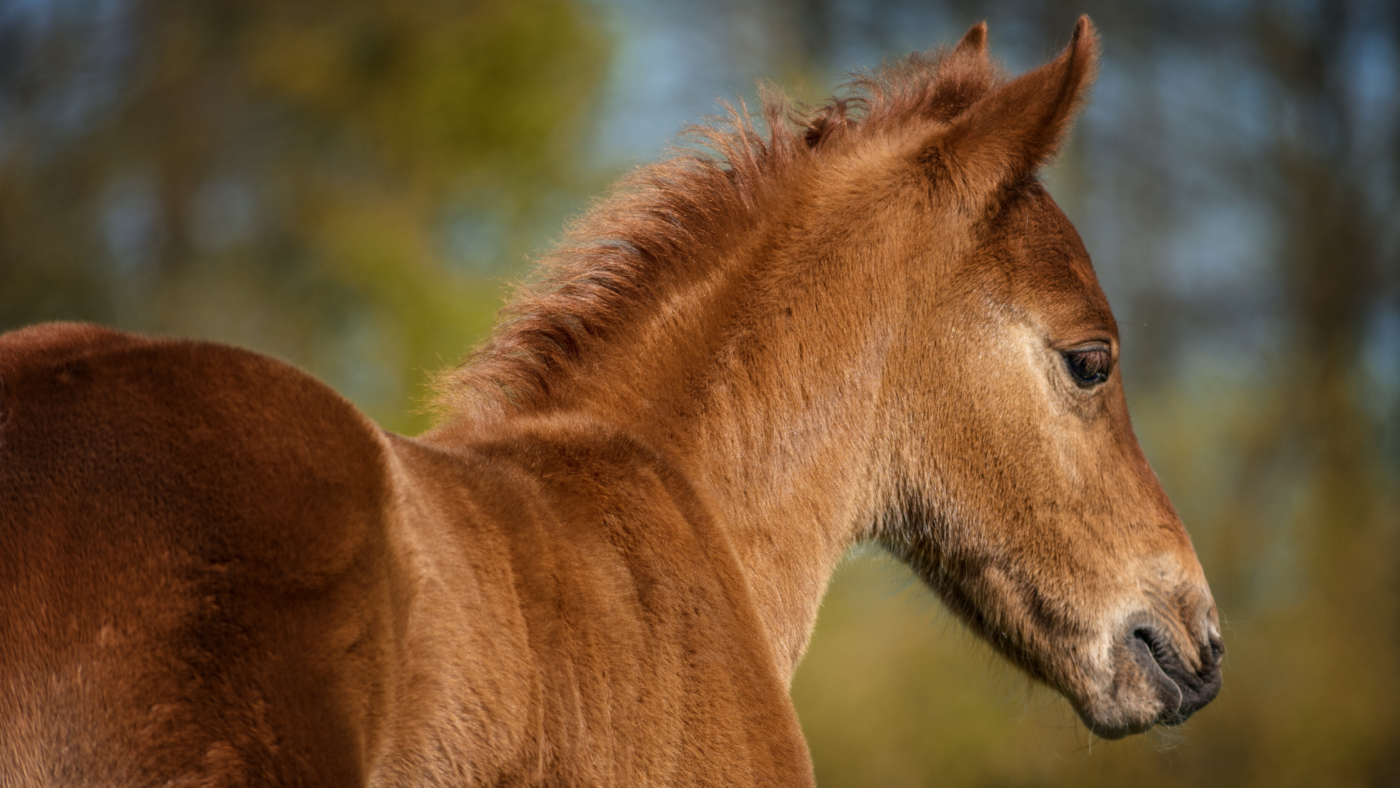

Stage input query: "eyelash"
[{"left": 1062, "top": 347, "right": 1112, "bottom": 386}]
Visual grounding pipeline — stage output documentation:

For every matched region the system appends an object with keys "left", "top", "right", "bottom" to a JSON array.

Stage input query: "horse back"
[
  {"left": 0, "top": 323, "right": 814, "bottom": 786},
  {"left": 0, "top": 323, "right": 393, "bottom": 786}
]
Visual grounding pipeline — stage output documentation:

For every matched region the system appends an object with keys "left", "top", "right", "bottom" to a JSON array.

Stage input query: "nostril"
[
  {"left": 1122, "top": 614, "right": 1223, "bottom": 727},
  {"left": 1132, "top": 626, "right": 1168, "bottom": 667}
]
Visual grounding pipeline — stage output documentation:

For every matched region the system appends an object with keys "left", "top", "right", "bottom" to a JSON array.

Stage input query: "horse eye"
[{"left": 1063, "top": 347, "right": 1111, "bottom": 387}]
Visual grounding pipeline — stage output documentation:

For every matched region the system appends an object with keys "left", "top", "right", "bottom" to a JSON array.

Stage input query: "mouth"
[
  {"left": 1074, "top": 622, "right": 1223, "bottom": 739},
  {"left": 1129, "top": 626, "right": 1188, "bottom": 721}
]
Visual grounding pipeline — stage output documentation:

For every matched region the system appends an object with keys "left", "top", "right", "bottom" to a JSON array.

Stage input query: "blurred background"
[{"left": 1, "top": 0, "right": 1396, "bottom": 784}]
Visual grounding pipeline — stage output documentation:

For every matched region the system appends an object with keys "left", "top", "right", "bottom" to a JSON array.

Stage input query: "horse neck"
[{"left": 554, "top": 213, "right": 903, "bottom": 681}]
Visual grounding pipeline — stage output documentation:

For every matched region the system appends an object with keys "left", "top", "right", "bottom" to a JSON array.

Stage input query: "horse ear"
[
  {"left": 916, "top": 22, "right": 995, "bottom": 123},
  {"left": 951, "top": 21, "right": 988, "bottom": 59},
  {"left": 934, "top": 16, "right": 1098, "bottom": 202}
]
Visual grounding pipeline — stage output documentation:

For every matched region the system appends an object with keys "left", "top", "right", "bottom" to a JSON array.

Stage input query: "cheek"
[
  {"left": 963, "top": 321, "right": 1070, "bottom": 486},
  {"left": 988, "top": 325, "right": 1147, "bottom": 515}
]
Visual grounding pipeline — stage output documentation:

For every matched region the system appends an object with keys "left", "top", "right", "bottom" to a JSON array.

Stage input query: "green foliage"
[{"left": 0, "top": 0, "right": 609, "bottom": 433}]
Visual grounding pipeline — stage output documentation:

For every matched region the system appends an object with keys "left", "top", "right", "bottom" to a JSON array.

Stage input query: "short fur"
[{"left": 0, "top": 18, "right": 1220, "bottom": 787}]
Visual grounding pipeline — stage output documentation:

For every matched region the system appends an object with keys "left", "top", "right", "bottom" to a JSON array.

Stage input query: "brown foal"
[{"left": 0, "top": 17, "right": 1221, "bottom": 786}]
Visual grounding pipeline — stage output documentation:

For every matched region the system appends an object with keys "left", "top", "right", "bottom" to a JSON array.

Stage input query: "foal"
[{"left": 0, "top": 17, "right": 1221, "bottom": 786}]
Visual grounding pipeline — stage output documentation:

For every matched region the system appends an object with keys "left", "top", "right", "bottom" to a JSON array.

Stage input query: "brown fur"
[{"left": 0, "top": 18, "right": 1220, "bottom": 786}]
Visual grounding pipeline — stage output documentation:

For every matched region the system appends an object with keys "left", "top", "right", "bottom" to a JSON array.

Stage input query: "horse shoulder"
[
  {"left": 363, "top": 434, "right": 545, "bottom": 784},
  {"left": 0, "top": 323, "right": 397, "bottom": 786},
  {"left": 390, "top": 418, "right": 814, "bottom": 786}
]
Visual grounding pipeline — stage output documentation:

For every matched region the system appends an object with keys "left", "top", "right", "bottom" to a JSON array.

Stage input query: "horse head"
[{"left": 873, "top": 19, "right": 1222, "bottom": 738}]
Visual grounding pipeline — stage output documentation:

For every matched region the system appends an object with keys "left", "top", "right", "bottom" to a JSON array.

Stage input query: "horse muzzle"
[
  {"left": 1126, "top": 620, "right": 1224, "bottom": 727},
  {"left": 1073, "top": 602, "right": 1224, "bottom": 739}
]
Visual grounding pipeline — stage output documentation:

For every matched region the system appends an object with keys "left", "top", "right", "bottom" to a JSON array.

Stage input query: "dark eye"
[{"left": 1063, "top": 347, "right": 1112, "bottom": 387}]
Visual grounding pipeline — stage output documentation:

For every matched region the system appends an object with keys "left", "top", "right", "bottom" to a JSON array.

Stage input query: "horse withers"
[{"left": 0, "top": 17, "right": 1221, "bottom": 786}]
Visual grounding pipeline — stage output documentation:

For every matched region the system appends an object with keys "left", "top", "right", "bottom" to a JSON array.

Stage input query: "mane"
[{"left": 433, "top": 44, "right": 1004, "bottom": 419}]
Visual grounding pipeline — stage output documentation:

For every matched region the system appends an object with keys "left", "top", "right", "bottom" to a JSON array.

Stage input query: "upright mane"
[{"left": 434, "top": 39, "right": 1004, "bottom": 418}]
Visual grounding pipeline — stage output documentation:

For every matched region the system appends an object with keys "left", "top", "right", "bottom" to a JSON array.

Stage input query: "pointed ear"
[
  {"left": 935, "top": 16, "right": 1098, "bottom": 203},
  {"left": 918, "top": 21, "right": 997, "bottom": 122},
  {"left": 952, "top": 21, "right": 988, "bottom": 59}
]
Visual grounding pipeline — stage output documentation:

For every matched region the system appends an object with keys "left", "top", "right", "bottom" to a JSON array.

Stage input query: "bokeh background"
[{"left": 2, "top": 0, "right": 1397, "bottom": 784}]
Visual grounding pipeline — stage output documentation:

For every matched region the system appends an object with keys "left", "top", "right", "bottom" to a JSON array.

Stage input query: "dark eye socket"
[{"left": 1063, "top": 347, "right": 1112, "bottom": 387}]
